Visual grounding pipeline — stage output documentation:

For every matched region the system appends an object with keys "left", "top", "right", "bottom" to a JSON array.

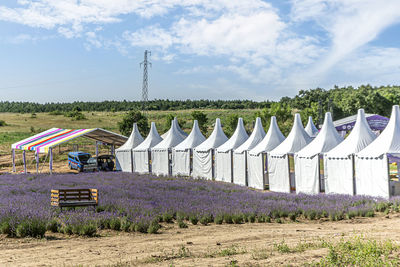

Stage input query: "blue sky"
[{"left": 0, "top": 0, "right": 400, "bottom": 103}]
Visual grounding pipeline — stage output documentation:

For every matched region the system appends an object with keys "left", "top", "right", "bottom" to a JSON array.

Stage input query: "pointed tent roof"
[
  {"left": 270, "top": 113, "right": 312, "bottom": 155},
  {"left": 305, "top": 116, "right": 319, "bottom": 138},
  {"left": 326, "top": 109, "right": 376, "bottom": 158},
  {"left": 116, "top": 123, "right": 144, "bottom": 151},
  {"left": 217, "top": 118, "right": 249, "bottom": 152},
  {"left": 195, "top": 118, "right": 228, "bottom": 151},
  {"left": 357, "top": 105, "right": 400, "bottom": 158},
  {"left": 174, "top": 120, "right": 206, "bottom": 151},
  {"left": 153, "top": 118, "right": 187, "bottom": 149},
  {"left": 297, "top": 112, "right": 343, "bottom": 158},
  {"left": 132, "top": 122, "right": 163, "bottom": 151},
  {"left": 161, "top": 117, "right": 187, "bottom": 139},
  {"left": 235, "top": 117, "right": 266, "bottom": 153},
  {"left": 249, "top": 116, "right": 285, "bottom": 156}
]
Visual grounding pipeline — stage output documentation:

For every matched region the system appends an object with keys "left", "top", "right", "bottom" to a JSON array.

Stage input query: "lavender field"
[{"left": 0, "top": 172, "right": 396, "bottom": 238}]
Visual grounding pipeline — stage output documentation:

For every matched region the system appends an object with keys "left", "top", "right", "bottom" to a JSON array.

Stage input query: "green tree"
[
  {"left": 191, "top": 111, "right": 208, "bottom": 134},
  {"left": 118, "top": 110, "right": 149, "bottom": 137},
  {"left": 223, "top": 114, "right": 239, "bottom": 137}
]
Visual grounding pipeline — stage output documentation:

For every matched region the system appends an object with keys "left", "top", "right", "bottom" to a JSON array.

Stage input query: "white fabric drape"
[
  {"left": 215, "top": 151, "right": 233, "bottom": 183},
  {"left": 115, "top": 151, "right": 132, "bottom": 172},
  {"left": 192, "top": 149, "right": 213, "bottom": 179},
  {"left": 355, "top": 154, "right": 390, "bottom": 198},
  {"left": 233, "top": 152, "right": 247, "bottom": 186},
  {"left": 268, "top": 154, "right": 291, "bottom": 193},
  {"left": 132, "top": 150, "right": 150, "bottom": 174},
  {"left": 324, "top": 156, "right": 355, "bottom": 195},
  {"left": 151, "top": 149, "right": 170, "bottom": 176},
  {"left": 295, "top": 155, "right": 320, "bottom": 194},
  {"left": 172, "top": 149, "right": 191, "bottom": 176},
  {"left": 247, "top": 153, "right": 264, "bottom": 189}
]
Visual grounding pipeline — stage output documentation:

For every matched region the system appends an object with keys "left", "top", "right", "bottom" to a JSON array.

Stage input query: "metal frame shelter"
[{"left": 11, "top": 128, "right": 127, "bottom": 174}]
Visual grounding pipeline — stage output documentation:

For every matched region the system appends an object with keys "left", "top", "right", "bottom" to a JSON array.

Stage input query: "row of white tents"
[{"left": 116, "top": 105, "right": 400, "bottom": 199}]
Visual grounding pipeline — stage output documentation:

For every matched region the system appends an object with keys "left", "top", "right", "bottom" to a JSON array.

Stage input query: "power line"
[{"left": 140, "top": 50, "right": 151, "bottom": 111}]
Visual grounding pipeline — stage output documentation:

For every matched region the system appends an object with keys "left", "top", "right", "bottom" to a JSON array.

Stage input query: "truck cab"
[{"left": 68, "top": 152, "right": 97, "bottom": 172}]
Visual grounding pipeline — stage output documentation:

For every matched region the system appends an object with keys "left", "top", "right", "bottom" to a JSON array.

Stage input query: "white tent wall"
[
  {"left": 355, "top": 155, "right": 390, "bottom": 198},
  {"left": 151, "top": 149, "right": 170, "bottom": 176},
  {"left": 192, "top": 150, "right": 214, "bottom": 179},
  {"left": 268, "top": 114, "right": 312, "bottom": 193},
  {"left": 115, "top": 123, "right": 144, "bottom": 172},
  {"left": 247, "top": 116, "right": 285, "bottom": 189},
  {"left": 295, "top": 112, "right": 343, "bottom": 194},
  {"left": 268, "top": 154, "right": 291, "bottom": 193},
  {"left": 232, "top": 152, "right": 247, "bottom": 185},
  {"left": 324, "top": 156, "right": 355, "bottom": 195},
  {"left": 294, "top": 156, "right": 320, "bottom": 194},
  {"left": 172, "top": 149, "right": 191, "bottom": 176},
  {"left": 115, "top": 151, "right": 133, "bottom": 172},
  {"left": 132, "top": 150, "right": 151, "bottom": 174},
  {"left": 247, "top": 153, "right": 264, "bottom": 189},
  {"left": 233, "top": 117, "right": 265, "bottom": 186},
  {"left": 132, "top": 122, "right": 163, "bottom": 174},
  {"left": 192, "top": 118, "right": 228, "bottom": 180},
  {"left": 152, "top": 119, "right": 186, "bottom": 176},
  {"left": 171, "top": 120, "right": 206, "bottom": 176},
  {"left": 324, "top": 109, "right": 376, "bottom": 195},
  {"left": 215, "top": 118, "right": 248, "bottom": 183},
  {"left": 216, "top": 151, "right": 233, "bottom": 182}
]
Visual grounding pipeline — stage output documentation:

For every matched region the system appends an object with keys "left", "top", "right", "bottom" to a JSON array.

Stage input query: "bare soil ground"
[{"left": 1, "top": 214, "right": 400, "bottom": 267}]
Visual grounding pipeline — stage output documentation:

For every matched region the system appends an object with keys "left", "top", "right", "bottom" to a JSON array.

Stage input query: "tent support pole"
[
  {"left": 230, "top": 150, "right": 233, "bottom": 183},
  {"left": 211, "top": 149, "right": 215, "bottom": 180},
  {"left": 387, "top": 155, "right": 392, "bottom": 197},
  {"left": 111, "top": 145, "right": 115, "bottom": 156},
  {"left": 263, "top": 153, "right": 269, "bottom": 190},
  {"left": 352, "top": 155, "right": 356, "bottom": 195},
  {"left": 130, "top": 150, "right": 134, "bottom": 173},
  {"left": 95, "top": 142, "right": 99, "bottom": 157},
  {"left": 23, "top": 150, "right": 27, "bottom": 174},
  {"left": 12, "top": 149, "right": 16, "bottom": 173},
  {"left": 244, "top": 152, "right": 248, "bottom": 186},
  {"left": 49, "top": 148, "right": 53, "bottom": 174},
  {"left": 35, "top": 152, "right": 39, "bottom": 174}
]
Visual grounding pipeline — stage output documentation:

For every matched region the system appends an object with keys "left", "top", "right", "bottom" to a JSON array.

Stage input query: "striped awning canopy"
[{"left": 11, "top": 128, "right": 128, "bottom": 154}]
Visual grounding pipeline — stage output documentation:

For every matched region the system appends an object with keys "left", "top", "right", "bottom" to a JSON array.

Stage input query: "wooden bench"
[{"left": 51, "top": 189, "right": 98, "bottom": 210}]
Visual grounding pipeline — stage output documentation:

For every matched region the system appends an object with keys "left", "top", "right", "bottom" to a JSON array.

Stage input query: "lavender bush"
[{"left": 0, "top": 172, "right": 395, "bottom": 237}]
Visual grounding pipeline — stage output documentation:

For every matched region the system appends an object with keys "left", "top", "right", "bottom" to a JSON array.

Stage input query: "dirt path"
[{"left": 1, "top": 214, "right": 400, "bottom": 266}]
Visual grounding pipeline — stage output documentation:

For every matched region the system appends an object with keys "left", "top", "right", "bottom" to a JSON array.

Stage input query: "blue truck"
[{"left": 67, "top": 152, "right": 98, "bottom": 172}]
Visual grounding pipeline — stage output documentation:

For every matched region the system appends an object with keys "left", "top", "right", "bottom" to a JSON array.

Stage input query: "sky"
[{"left": 0, "top": 0, "right": 400, "bottom": 103}]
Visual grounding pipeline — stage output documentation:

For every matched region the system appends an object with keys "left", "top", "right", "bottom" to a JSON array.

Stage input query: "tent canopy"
[
  {"left": 132, "top": 122, "right": 162, "bottom": 151},
  {"left": 153, "top": 118, "right": 187, "bottom": 150},
  {"left": 305, "top": 116, "right": 319, "bottom": 138},
  {"left": 326, "top": 109, "right": 376, "bottom": 158},
  {"left": 161, "top": 117, "right": 188, "bottom": 139},
  {"left": 12, "top": 128, "right": 128, "bottom": 154},
  {"left": 249, "top": 116, "right": 285, "bottom": 156},
  {"left": 270, "top": 114, "right": 312, "bottom": 155},
  {"left": 334, "top": 113, "right": 389, "bottom": 132},
  {"left": 234, "top": 117, "right": 265, "bottom": 153},
  {"left": 195, "top": 118, "right": 228, "bottom": 151},
  {"left": 116, "top": 123, "right": 144, "bottom": 152},
  {"left": 357, "top": 105, "right": 400, "bottom": 158},
  {"left": 297, "top": 112, "right": 343, "bottom": 158},
  {"left": 217, "top": 118, "right": 248, "bottom": 152},
  {"left": 174, "top": 120, "right": 206, "bottom": 151}
]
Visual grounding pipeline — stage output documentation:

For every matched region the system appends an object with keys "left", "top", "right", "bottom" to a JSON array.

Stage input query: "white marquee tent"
[
  {"left": 132, "top": 122, "right": 163, "bottom": 174},
  {"left": 355, "top": 105, "right": 400, "bottom": 198},
  {"left": 232, "top": 117, "right": 265, "bottom": 186},
  {"left": 192, "top": 118, "right": 228, "bottom": 180},
  {"left": 172, "top": 120, "right": 206, "bottom": 176},
  {"left": 324, "top": 109, "right": 376, "bottom": 195},
  {"left": 305, "top": 116, "right": 319, "bottom": 138},
  {"left": 268, "top": 114, "right": 312, "bottom": 193},
  {"left": 215, "top": 118, "right": 249, "bottom": 183},
  {"left": 161, "top": 117, "right": 188, "bottom": 139},
  {"left": 115, "top": 123, "right": 144, "bottom": 172},
  {"left": 247, "top": 116, "right": 285, "bottom": 189},
  {"left": 152, "top": 119, "right": 187, "bottom": 176},
  {"left": 295, "top": 112, "right": 343, "bottom": 194}
]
